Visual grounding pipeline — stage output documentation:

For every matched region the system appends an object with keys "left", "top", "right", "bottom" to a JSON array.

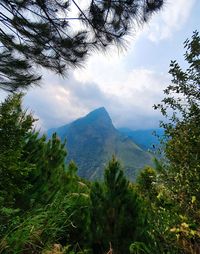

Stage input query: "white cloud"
[
  {"left": 145, "top": 0, "right": 196, "bottom": 42},
  {"left": 0, "top": 90, "right": 7, "bottom": 102},
  {"left": 22, "top": 60, "right": 170, "bottom": 132}
]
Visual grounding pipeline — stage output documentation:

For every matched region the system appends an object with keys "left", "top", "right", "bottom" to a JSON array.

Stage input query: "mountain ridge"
[
  {"left": 118, "top": 127, "right": 164, "bottom": 151},
  {"left": 47, "top": 107, "right": 154, "bottom": 180}
]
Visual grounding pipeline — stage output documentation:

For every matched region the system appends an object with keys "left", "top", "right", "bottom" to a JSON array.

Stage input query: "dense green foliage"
[
  {"left": 90, "top": 157, "right": 147, "bottom": 254},
  {"left": 145, "top": 30, "right": 200, "bottom": 253},
  {"left": 0, "top": 94, "right": 147, "bottom": 253},
  {"left": 0, "top": 0, "right": 164, "bottom": 91},
  {"left": 128, "top": 30, "right": 200, "bottom": 254},
  {"left": 0, "top": 94, "right": 90, "bottom": 252},
  {"left": 0, "top": 94, "right": 68, "bottom": 237},
  {"left": 0, "top": 94, "right": 34, "bottom": 235}
]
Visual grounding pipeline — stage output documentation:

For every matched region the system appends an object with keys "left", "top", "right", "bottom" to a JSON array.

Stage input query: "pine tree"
[
  {"left": 0, "top": 93, "right": 69, "bottom": 236},
  {"left": 0, "top": 93, "right": 34, "bottom": 235},
  {"left": 90, "top": 157, "right": 146, "bottom": 254},
  {"left": 0, "top": 0, "right": 164, "bottom": 91},
  {"left": 23, "top": 132, "right": 67, "bottom": 206},
  {"left": 0, "top": 93, "right": 34, "bottom": 203}
]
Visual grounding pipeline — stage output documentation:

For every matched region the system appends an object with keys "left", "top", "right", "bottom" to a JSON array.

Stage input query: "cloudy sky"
[{"left": 2, "top": 0, "right": 200, "bottom": 131}]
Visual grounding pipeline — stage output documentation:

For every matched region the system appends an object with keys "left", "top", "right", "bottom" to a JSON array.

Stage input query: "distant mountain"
[
  {"left": 47, "top": 107, "right": 153, "bottom": 180},
  {"left": 118, "top": 128, "right": 164, "bottom": 151}
]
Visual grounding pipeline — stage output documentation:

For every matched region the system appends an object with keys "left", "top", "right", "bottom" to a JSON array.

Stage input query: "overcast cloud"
[
  {"left": 24, "top": 66, "right": 169, "bottom": 131},
  {"left": 146, "top": 0, "right": 196, "bottom": 42}
]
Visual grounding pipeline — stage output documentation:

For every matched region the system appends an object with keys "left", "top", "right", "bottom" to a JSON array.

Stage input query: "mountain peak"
[
  {"left": 69, "top": 107, "right": 114, "bottom": 134},
  {"left": 83, "top": 107, "right": 113, "bottom": 127},
  {"left": 92, "top": 107, "right": 106, "bottom": 113},
  {"left": 86, "top": 107, "right": 109, "bottom": 119}
]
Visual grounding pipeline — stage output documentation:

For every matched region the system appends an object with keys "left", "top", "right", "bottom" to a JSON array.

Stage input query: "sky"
[{"left": 1, "top": 0, "right": 200, "bottom": 131}]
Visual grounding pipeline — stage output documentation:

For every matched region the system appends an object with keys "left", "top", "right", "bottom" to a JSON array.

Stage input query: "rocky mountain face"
[{"left": 47, "top": 107, "right": 153, "bottom": 180}]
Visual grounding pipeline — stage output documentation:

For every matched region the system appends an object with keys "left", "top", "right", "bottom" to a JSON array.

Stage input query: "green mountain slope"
[
  {"left": 47, "top": 107, "right": 153, "bottom": 180},
  {"left": 118, "top": 128, "right": 164, "bottom": 151}
]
